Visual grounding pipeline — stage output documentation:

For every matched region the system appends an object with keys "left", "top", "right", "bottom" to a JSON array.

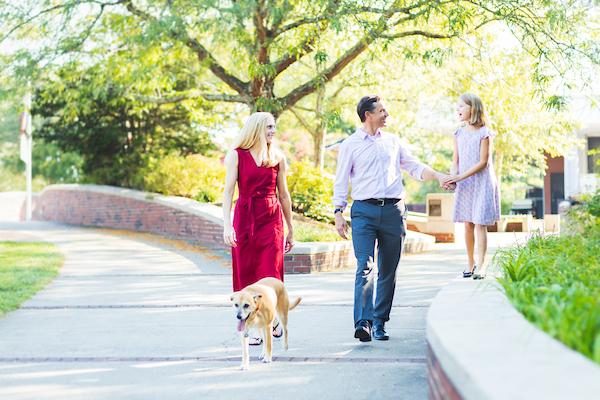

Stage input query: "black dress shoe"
[
  {"left": 372, "top": 324, "right": 389, "bottom": 341},
  {"left": 354, "top": 322, "right": 372, "bottom": 342}
]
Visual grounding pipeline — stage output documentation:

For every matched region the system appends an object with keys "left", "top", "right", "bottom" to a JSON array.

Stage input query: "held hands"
[
  {"left": 436, "top": 173, "right": 455, "bottom": 191},
  {"left": 442, "top": 174, "right": 462, "bottom": 188},
  {"left": 223, "top": 225, "right": 237, "bottom": 248},
  {"left": 335, "top": 212, "right": 349, "bottom": 239},
  {"left": 284, "top": 231, "right": 294, "bottom": 253}
]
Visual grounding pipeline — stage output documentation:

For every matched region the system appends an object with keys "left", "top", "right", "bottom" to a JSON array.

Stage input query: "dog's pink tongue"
[{"left": 237, "top": 319, "right": 246, "bottom": 332}]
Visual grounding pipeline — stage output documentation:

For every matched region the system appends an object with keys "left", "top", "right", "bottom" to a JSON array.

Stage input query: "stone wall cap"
[
  {"left": 39, "top": 185, "right": 435, "bottom": 250},
  {"left": 427, "top": 275, "right": 600, "bottom": 400},
  {"left": 40, "top": 184, "right": 223, "bottom": 226}
]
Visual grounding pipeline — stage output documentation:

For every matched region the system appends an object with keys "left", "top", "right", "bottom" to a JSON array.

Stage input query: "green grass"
[
  {"left": 0, "top": 241, "right": 64, "bottom": 315},
  {"left": 295, "top": 220, "right": 345, "bottom": 242},
  {"left": 292, "top": 214, "right": 346, "bottom": 242},
  {"left": 495, "top": 229, "right": 600, "bottom": 365}
]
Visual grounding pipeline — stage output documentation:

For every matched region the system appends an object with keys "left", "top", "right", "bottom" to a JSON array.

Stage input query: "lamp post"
[{"left": 18, "top": 87, "right": 32, "bottom": 221}]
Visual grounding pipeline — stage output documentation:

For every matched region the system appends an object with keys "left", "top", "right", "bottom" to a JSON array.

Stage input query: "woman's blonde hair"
[
  {"left": 232, "top": 112, "right": 278, "bottom": 167},
  {"left": 460, "top": 93, "right": 487, "bottom": 127}
]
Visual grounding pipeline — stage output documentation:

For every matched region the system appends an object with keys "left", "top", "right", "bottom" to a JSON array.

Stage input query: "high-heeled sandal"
[
  {"left": 272, "top": 320, "right": 283, "bottom": 338},
  {"left": 248, "top": 337, "right": 263, "bottom": 346}
]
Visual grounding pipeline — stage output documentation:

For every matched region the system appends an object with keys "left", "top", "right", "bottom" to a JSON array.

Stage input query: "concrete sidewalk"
[{"left": 0, "top": 220, "right": 528, "bottom": 400}]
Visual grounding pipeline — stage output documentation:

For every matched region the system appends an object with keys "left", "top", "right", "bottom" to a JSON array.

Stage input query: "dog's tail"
[{"left": 289, "top": 297, "right": 302, "bottom": 310}]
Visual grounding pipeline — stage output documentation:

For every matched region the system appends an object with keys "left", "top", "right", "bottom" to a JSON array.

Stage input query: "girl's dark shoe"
[{"left": 463, "top": 265, "right": 477, "bottom": 278}]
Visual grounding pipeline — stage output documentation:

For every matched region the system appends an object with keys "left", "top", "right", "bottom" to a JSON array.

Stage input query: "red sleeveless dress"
[{"left": 232, "top": 148, "right": 284, "bottom": 291}]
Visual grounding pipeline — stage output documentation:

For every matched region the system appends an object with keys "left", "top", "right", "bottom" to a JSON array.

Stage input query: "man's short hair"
[{"left": 357, "top": 95, "right": 380, "bottom": 122}]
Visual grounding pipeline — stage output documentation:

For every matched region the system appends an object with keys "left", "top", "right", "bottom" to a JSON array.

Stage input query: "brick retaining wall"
[
  {"left": 24, "top": 185, "right": 361, "bottom": 273},
  {"left": 427, "top": 344, "right": 463, "bottom": 400},
  {"left": 26, "top": 185, "right": 227, "bottom": 251}
]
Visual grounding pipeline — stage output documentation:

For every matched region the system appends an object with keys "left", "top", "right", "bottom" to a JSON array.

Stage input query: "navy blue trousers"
[{"left": 351, "top": 200, "right": 406, "bottom": 327}]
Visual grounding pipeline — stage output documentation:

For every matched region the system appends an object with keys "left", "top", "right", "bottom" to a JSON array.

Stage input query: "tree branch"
[
  {"left": 271, "top": 34, "right": 318, "bottom": 75},
  {"left": 289, "top": 107, "right": 315, "bottom": 134},
  {"left": 123, "top": 0, "right": 249, "bottom": 97},
  {"left": 380, "top": 30, "right": 456, "bottom": 40},
  {"left": 279, "top": 32, "right": 378, "bottom": 110},
  {"left": 274, "top": 1, "right": 432, "bottom": 37},
  {"left": 1, "top": 0, "right": 125, "bottom": 43},
  {"left": 132, "top": 91, "right": 248, "bottom": 105}
]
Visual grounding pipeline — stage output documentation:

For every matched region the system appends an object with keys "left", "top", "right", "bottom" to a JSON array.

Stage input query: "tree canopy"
[{"left": 2, "top": 0, "right": 598, "bottom": 116}]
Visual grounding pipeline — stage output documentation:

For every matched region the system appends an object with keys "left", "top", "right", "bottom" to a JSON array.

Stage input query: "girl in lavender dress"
[{"left": 443, "top": 93, "right": 500, "bottom": 279}]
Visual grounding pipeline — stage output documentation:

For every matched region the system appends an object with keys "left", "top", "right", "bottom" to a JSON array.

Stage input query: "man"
[{"left": 333, "top": 95, "right": 449, "bottom": 342}]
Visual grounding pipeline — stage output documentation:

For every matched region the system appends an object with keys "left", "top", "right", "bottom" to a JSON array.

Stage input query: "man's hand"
[
  {"left": 335, "top": 212, "right": 349, "bottom": 239},
  {"left": 436, "top": 173, "right": 451, "bottom": 189},
  {"left": 442, "top": 174, "right": 462, "bottom": 187}
]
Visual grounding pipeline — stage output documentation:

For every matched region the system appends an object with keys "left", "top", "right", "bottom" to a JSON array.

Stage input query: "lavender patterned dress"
[{"left": 453, "top": 126, "right": 500, "bottom": 225}]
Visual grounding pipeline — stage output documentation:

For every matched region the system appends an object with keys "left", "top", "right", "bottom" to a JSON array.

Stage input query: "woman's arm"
[
  {"left": 446, "top": 137, "right": 491, "bottom": 184},
  {"left": 222, "top": 150, "right": 238, "bottom": 247},
  {"left": 276, "top": 153, "right": 294, "bottom": 253}
]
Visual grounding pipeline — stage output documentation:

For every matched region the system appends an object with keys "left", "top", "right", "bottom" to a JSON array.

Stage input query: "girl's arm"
[
  {"left": 222, "top": 150, "right": 239, "bottom": 247},
  {"left": 276, "top": 152, "right": 294, "bottom": 253},
  {"left": 450, "top": 136, "right": 459, "bottom": 175},
  {"left": 447, "top": 137, "right": 491, "bottom": 184}
]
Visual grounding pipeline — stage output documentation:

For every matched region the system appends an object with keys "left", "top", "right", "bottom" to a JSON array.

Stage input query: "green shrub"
[
  {"left": 287, "top": 160, "right": 334, "bottom": 223},
  {"left": 142, "top": 153, "right": 225, "bottom": 202},
  {"left": 496, "top": 226, "right": 600, "bottom": 365},
  {"left": 566, "top": 190, "right": 600, "bottom": 234}
]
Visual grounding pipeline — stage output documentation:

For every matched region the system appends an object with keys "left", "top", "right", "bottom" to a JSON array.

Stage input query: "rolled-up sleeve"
[
  {"left": 398, "top": 144, "right": 426, "bottom": 181},
  {"left": 333, "top": 141, "right": 352, "bottom": 208}
]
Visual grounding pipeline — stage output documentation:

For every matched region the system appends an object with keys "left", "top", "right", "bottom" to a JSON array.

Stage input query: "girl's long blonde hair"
[
  {"left": 232, "top": 112, "right": 278, "bottom": 167},
  {"left": 460, "top": 93, "right": 487, "bottom": 128}
]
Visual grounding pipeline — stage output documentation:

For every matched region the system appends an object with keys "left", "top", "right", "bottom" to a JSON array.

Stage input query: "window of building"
[{"left": 588, "top": 137, "right": 600, "bottom": 174}]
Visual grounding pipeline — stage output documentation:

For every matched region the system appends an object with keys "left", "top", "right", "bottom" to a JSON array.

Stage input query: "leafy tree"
[
  {"left": 32, "top": 62, "right": 217, "bottom": 186},
  {"left": 2, "top": 0, "right": 596, "bottom": 119},
  {"left": 439, "top": 41, "right": 580, "bottom": 185}
]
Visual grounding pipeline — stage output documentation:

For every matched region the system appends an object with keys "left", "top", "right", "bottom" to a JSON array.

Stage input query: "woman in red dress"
[{"left": 222, "top": 112, "right": 294, "bottom": 343}]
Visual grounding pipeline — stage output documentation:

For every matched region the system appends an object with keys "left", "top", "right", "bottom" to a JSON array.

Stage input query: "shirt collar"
[{"left": 358, "top": 127, "right": 381, "bottom": 140}]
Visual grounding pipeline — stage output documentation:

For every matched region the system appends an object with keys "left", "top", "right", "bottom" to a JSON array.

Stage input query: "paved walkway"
[{"left": 0, "top": 217, "right": 527, "bottom": 400}]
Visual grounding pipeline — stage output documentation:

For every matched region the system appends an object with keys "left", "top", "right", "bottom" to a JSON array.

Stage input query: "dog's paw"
[
  {"left": 240, "top": 363, "right": 249, "bottom": 370},
  {"left": 262, "top": 357, "right": 272, "bottom": 364}
]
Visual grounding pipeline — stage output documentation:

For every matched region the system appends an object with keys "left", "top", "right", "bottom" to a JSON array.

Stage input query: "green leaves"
[
  {"left": 287, "top": 159, "right": 334, "bottom": 222},
  {"left": 496, "top": 201, "right": 600, "bottom": 365}
]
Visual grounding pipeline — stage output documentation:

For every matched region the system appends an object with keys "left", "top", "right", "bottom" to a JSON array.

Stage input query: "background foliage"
[
  {"left": 0, "top": 0, "right": 599, "bottom": 221},
  {"left": 496, "top": 189, "right": 600, "bottom": 365}
]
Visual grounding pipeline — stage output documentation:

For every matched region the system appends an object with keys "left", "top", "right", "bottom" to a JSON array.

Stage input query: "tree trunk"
[
  {"left": 313, "top": 84, "right": 326, "bottom": 170},
  {"left": 495, "top": 151, "right": 504, "bottom": 212}
]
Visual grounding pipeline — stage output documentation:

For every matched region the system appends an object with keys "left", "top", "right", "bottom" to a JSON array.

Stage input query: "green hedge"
[
  {"left": 142, "top": 153, "right": 225, "bottom": 203},
  {"left": 141, "top": 155, "right": 340, "bottom": 241},
  {"left": 496, "top": 190, "right": 600, "bottom": 365},
  {"left": 287, "top": 160, "right": 334, "bottom": 223}
]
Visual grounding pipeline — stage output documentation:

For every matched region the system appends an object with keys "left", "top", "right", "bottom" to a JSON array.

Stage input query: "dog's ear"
[{"left": 230, "top": 293, "right": 237, "bottom": 302}]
